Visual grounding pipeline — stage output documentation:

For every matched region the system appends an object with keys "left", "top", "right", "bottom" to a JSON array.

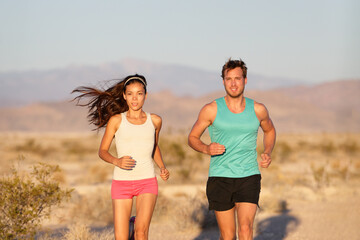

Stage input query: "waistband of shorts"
[
  {"left": 208, "top": 174, "right": 261, "bottom": 180},
  {"left": 112, "top": 177, "right": 157, "bottom": 183}
]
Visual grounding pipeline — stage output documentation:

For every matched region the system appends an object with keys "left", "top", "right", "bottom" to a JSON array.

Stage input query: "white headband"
[{"left": 124, "top": 77, "right": 147, "bottom": 87}]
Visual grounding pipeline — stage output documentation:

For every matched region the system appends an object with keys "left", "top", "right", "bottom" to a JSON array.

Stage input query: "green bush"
[{"left": 0, "top": 163, "right": 72, "bottom": 239}]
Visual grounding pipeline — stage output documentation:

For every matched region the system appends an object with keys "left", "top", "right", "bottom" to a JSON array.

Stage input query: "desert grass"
[
  {"left": 37, "top": 223, "right": 114, "bottom": 240},
  {"left": 68, "top": 186, "right": 113, "bottom": 226}
]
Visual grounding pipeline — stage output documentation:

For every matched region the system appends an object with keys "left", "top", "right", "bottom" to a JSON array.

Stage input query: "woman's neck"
[{"left": 126, "top": 109, "right": 145, "bottom": 119}]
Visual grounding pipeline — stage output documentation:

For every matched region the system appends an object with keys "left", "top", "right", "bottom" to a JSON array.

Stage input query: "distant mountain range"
[
  {"left": 0, "top": 58, "right": 307, "bottom": 106},
  {"left": 0, "top": 79, "right": 359, "bottom": 133}
]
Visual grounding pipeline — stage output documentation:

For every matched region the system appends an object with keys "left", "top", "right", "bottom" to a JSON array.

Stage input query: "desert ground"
[{"left": 1, "top": 131, "right": 359, "bottom": 240}]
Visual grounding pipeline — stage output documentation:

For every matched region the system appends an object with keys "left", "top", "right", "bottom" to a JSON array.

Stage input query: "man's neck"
[{"left": 224, "top": 95, "right": 246, "bottom": 114}]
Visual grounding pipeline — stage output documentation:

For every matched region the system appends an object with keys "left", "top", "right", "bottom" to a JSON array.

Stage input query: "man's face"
[{"left": 223, "top": 67, "right": 247, "bottom": 98}]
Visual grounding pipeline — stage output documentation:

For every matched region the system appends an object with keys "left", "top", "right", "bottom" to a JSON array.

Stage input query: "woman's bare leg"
[
  {"left": 134, "top": 193, "right": 157, "bottom": 240},
  {"left": 112, "top": 199, "right": 133, "bottom": 240}
]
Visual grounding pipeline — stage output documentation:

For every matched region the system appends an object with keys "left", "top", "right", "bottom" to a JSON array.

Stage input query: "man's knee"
[
  {"left": 219, "top": 229, "right": 236, "bottom": 240},
  {"left": 238, "top": 223, "right": 253, "bottom": 236},
  {"left": 219, "top": 234, "right": 236, "bottom": 240}
]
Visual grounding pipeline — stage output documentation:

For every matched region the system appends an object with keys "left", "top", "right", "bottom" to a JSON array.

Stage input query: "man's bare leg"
[
  {"left": 215, "top": 207, "right": 236, "bottom": 240},
  {"left": 236, "top": 202, "right": 257, "bottom": 240}
]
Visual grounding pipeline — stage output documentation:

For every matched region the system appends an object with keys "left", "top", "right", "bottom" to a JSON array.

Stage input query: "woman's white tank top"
[{"left": 113, "top": 111, "right": 156, "bottom": 180}]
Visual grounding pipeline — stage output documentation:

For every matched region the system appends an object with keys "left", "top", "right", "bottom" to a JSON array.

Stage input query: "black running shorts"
[{"left": 206, "top": 174, "right": 261, "bottom": 211}]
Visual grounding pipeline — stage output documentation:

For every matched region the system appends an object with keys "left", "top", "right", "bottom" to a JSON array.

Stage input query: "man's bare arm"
[
  {"left": 188, "top": 102, "right": 226, "bottom": 156},
  {"left": 255, "top": 102, "right": 276, "bottom": 168}
]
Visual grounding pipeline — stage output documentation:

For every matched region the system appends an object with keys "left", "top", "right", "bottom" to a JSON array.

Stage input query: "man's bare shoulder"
[
  {"left": 254, "top": 101, "right": 266, "bottom": 111},
  {"left": 197, "top": 100, "right": 217, "bottom": 124},
  {"left": 201, "top": 100, "right": 217, "bottom": 113},
  {"left": 254, "top": 101, "right": 269, "bottom": 120}
]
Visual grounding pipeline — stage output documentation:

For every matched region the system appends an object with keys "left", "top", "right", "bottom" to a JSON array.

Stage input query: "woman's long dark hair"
[{"left": 72, "top": 74, "right": 147, "bottom": 130}]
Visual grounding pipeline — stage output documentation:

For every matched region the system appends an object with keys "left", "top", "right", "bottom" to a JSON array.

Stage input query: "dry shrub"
[
  {"left": 12, "top": 138, "right": 56, "bottom": 157},
  {"left": 176, "top": 167, "right": 192, "bottom": 182},
  {"left": 52, "top": 167, "right": 67, "bottom": 185},
  {"left": 0, "top": 162, "right": 72, "bottom": 239},
  {"left": 159, "top": 137, "right": 187, "bottom": 166},
  {"left": 351, "top": 161, "right": 360, "bottom": 179},
  {"left": 152, "top": 191, "right": 172, "bottom": 221},
  {"left": 69, "top": 187, "right": 113, "bottom": 226},
  {"left": 90, "top": 164, "right": 111, "bottom": 183},
  {"left": 319, "top": 140, "right": 336, "bottom": 154},
  {"left": 297, "top": 140, "right": 310, "bottom": 149},
  {"left": 158, "top": 134, "right": 204, "bottom": 183},
  {"left": 272, "top": 140, "right": 293, "bottom": 163},
  {"left": 63, "top": 223, "right": 92, "bottom": 240},
  {"left": 190, "top": 151, "right": 204, "bottom": 162},
  {"left": 154, "top": 191, "right": 217, "bottom": 231},
  {"left": 80, "top": 163, "right": 112, "bottom": 184},
  {"left": 37, "top": 224, "right": 114, "bottom": 240},
  {"left": 62, "top": 140, "right": 97, "bottom": 156},
  {"left": 340, "top": 139, "right": 359, "bottom": 155},
  {"left": 165, "top": 165, "right": 200, "bottom": 184},
  {"left": 310, "top": 163, "right": 329, "bottom": 189},
  {"left": 329, "top": 159, "right": 350, "bottom": 181},
  {"left": 259, "top": 195, "right": 288, "bottom": 214},
  {"left": 62, "top": 223, "right": 114, "bottom": 240}
]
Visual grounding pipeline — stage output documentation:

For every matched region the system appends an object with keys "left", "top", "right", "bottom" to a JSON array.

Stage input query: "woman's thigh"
[
  {"left": 135, "top": 193, "right": 157, "bottom": 230},
  {"left": 112, "top": 199, "right": 133, "bottom": 239}
]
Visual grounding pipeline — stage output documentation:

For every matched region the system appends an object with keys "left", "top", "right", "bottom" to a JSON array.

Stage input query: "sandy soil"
[{"left": 254, "top": 195, "right": 360, "bottom": 240}]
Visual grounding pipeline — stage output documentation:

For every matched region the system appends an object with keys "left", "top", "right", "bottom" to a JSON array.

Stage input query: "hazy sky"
[{"left": 1, "top": 0, "right": 359, "bottom": 83}]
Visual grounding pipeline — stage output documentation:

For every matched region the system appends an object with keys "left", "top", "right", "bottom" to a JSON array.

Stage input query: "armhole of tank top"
[
  {"left": 249, "top": 99, "right": 261, "bottom": 124},
  {"left": 146, "top": 112, "right": 151, "bottom": 125},
  {"left": 114, "top": 113, "right": 124, "bottom": 135},
  {"left": 148, "top": 113, "right": 156, "bottom": 129},
  {"left": 210, "top": 99, "right": 220, "bottom": 127}
]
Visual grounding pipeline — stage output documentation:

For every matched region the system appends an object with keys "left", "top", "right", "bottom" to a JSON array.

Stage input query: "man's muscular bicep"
[
  {"left": 261, "top": 117, "right": 274, "bottom": 132},
  {"left": 255, "top": 102, "right": 274, "bottom": 132},
  {"left": 189, "top": 103, "right": 216, "bottom": 137}
]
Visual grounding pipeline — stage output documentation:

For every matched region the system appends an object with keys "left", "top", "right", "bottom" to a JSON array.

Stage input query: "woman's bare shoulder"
[{"left": 150, "top": 113, "right": 162, "bottom": 129}]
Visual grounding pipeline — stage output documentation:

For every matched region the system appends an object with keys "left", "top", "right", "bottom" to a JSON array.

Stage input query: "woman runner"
[{"left": 73, "top": 74, "right": 170, "bottom": 240}]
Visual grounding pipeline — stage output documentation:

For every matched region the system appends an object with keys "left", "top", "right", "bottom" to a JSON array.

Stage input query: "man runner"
[{"left": 188, "top": 58, "right": 276, "bottom": 240}]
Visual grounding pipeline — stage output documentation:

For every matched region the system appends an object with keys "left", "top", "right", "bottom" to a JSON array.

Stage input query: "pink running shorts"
[{"left": 111, "top": 177, "right": 158, "bottom": 199}]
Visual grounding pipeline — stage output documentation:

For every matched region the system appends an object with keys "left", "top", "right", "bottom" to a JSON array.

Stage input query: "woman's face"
[{"left": 123, "top": 82, "right": 147, "bottom": 111}]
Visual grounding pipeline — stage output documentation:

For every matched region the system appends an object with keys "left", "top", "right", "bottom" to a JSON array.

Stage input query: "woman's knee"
[
  {"left": 135, "top": 225, "right": 149, "bottom": 238},
  {"left": 114, "top": 229, "right": 128, "bottom": 240}
]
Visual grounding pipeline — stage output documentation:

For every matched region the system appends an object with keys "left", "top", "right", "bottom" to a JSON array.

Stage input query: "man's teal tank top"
[{"left": 208, "top": 97, "right": 260, "bottom": 178}]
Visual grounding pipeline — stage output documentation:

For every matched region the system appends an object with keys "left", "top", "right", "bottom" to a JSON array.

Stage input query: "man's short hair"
[{"left": 221, "top": 58, "right": 247, "bottom": 79}]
